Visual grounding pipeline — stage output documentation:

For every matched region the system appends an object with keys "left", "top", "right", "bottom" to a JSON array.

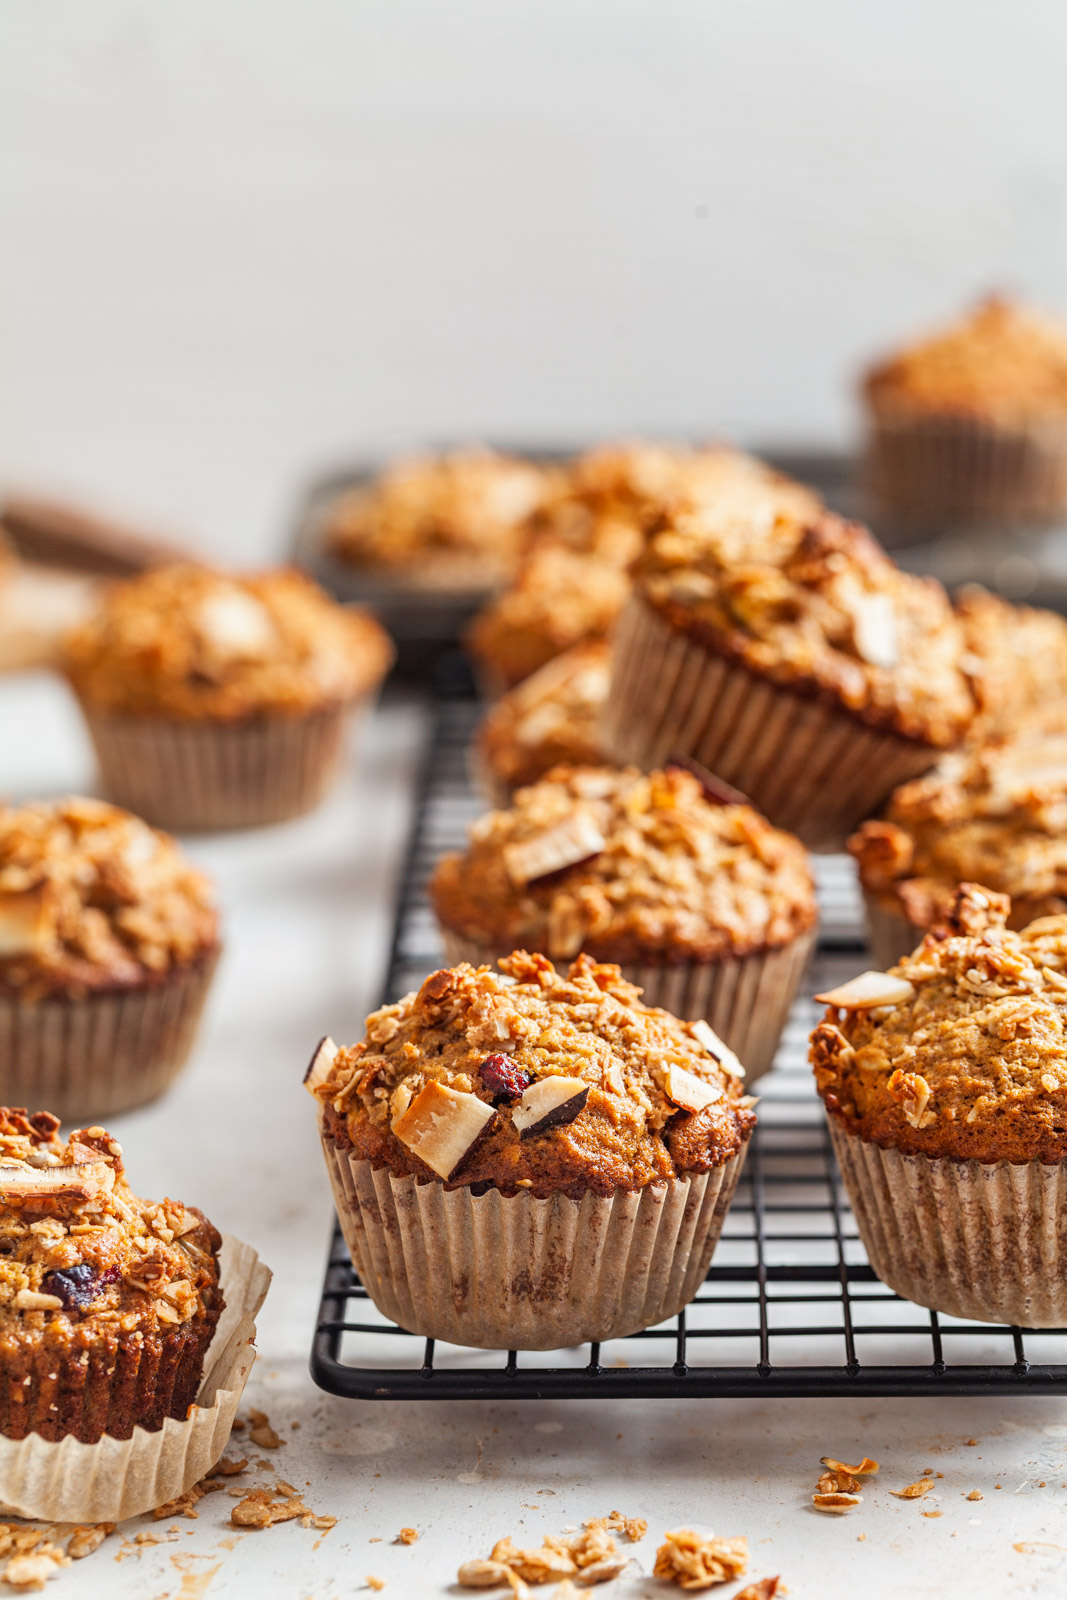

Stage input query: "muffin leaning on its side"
[
  {"left": 472, "top": 641, "right": 612, "bottom": 807},
  {"left": 430, "top": 765, "right": 817, "bottom": 1082},
  {"left": 811, "top": 885, "right": 1067, "bottom": 1326},
  {"left": 65, "top": 564, "right": 393, "bottom": 831},
  {"left": 306, "top": 952, "right": 755, "bottom": 1349},
  {"left": 0, "top": 798, "right": 219, "bottom": 1118}
]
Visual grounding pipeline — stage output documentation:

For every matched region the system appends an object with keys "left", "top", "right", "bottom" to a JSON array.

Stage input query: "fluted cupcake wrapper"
[
  {"left": 827, "top": 1120, "right": 1067, "bottom": 1327},
  {"left": 0, "top": 952, "right": 220, "bottom": 1122},
  {"left": 322, "top": 1142, "right": 747, "bottom": 1350},
  {"left": 0, "top": 1235, "right": 271, "bottom": 1521},
  {"left": 77, "top": 699, "right": 368, "bottom": 831},
  {"left": 602, "top": 595, "right": 942, "bottom": 851},
  {"left": 438, "top": 927, "right": 814, "bottom": 1085},
  {"left": 861, "top": 890, "right": 923, "bottom": 971}
]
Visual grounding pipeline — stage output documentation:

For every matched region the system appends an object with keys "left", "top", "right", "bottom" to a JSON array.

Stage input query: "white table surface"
[{"left": 2, "top": 669, "right": 1067, "bottom": 1600}]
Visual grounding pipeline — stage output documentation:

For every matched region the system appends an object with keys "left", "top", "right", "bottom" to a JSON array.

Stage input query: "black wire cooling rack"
[{"left": 310, "top": 694, "right": 1067, "bottom": 1400}]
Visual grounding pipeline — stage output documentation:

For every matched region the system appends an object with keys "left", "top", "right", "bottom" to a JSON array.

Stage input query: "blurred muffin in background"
[
  {"left": 66, "top": 564, "right": 392, "bottom": 831},
  {"left": 863, "top": 296, "right": 1067, "bottom": 526},
  {"left": 954, "top": 584, "right": 1067, "bottom": 742},
  {"left": 474, "top": 640, "right": 612, "bottom": 807}
]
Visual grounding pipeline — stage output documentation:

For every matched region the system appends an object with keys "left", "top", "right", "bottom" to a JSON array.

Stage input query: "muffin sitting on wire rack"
[{"left": 472, "top": 640, "right": 612, "bottom": 808}]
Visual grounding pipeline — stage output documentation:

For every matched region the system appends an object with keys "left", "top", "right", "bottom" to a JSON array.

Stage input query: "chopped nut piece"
[
  {"left": 815, "top": 971, "right": 915, "bottom": 1009},
  {"left": 393, "top": 1081, "right": 496, "bottom": 1179},
  {"left": 662, "top": 1063, "right": 723, "bottom": 1115},
  {"left": 812, "top": 1493, "right": 862, "bottom": 1514},
  {"left": 396, "top": 1528, "right": 418, "bottom": 1545},
  {"left": 12, "top": 1290, "right": 63, "bottom": 1312},
  {"left": 653, "top": 1528, "right": 748, "bottom": 1588},
  {"left": 890, "top": 1478, "right": 935, "bottom": 1499},
  {"left": 503, "top": 810, "right": 607, "bottom": 887},
  {"left": 511, "top": 1077, "right": 589, "bottom": 1138}
]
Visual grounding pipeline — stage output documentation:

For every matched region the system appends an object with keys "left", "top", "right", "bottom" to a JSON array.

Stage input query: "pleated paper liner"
[
  {"left": 77, "top": 698, "right": 369, "bottom": 832},
  {"left": 0, "top": 950, "right": 219, "bottom": 1121},
  {"left": 828, "top": 1120, "right": 1067, "bottom": 1327},
  {"left": 438, "top": 927, "right": 814, "bottom": 1085},
  {"left": 601, "top": 595, "right": 943, "bottom": 851},
  {"left": 321, "top": 1140, "right": 747, "bottom": 1350},
  {"left": 0, "top": 1234, "right": 271, "bottom": 1522}
]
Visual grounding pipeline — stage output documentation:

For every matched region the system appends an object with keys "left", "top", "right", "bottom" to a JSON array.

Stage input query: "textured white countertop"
[{"left": 2, "top": 669, "right": 1067, "bottom": 1600}]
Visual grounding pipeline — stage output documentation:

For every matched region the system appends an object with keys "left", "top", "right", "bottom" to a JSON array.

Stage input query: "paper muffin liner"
[
  {"left": 866, "top": 411, "right": 1067, "bottom": 529},
  {"left": 861, "top": 890, "right": 923, "bottom": 971},
  {"left": 322, "top": 1140, "right": 747, "bottom": 1350},
  {"left": 0, "top": 1234, "right": 271, "bottom": 1522},
  {"left": 0, "top": 951, "right": 219, "bottom": 1121},
  {"left": 602, "top": 595, "right": 942, "bottom": 851},
  {"left": 828, "top": 1119, "right": 1067, "bottom": 1326},
  {"left": 439, "top": 927, "right": 814, "bottom": 1085},
  {"left": 77, "top": 698, "right": 368, "bottom": 831}
]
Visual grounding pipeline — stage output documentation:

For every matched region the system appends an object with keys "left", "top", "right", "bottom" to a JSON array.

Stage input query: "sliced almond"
[
  {"left": 662, "top": 1063, "right": 723, "bottom": 1114},
  {"left": 815, "top": 971, "right": 914, "bottom": 1009},
  {"left": 0, "top": 1159, "right": 115, "bottom": 1203},
  {"left": 502, "top": 809, "right": 606, "bottom": 887},
  {"left": 392, "top": 1082, "right": 495, "bottom": 1180},
  {"left": 511, "top": 1077, "right": 589, "bottom": 1138},
  {"left": 851, "top": 591, "right": 898, "bottom": 669},
  {"left": 303, "top": 1035, "right": 339, "bottom": 1093},
  {"left": 690, "top": 1019, "right": 745, "bottom": 1079},
  {"left": 0, "top": 885, "right": 52, "bottom": 957}
]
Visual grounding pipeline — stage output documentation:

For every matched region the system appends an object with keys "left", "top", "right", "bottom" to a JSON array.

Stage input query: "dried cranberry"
[
  {"left": 479, "top": 1054, "right": 530, "bottom": 1103},
  {"left": 40, "top": 1263, "right": 116, "bottom": 1311}
]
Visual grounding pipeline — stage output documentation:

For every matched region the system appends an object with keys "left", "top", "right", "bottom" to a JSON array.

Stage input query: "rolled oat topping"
[
  {"left": 431, "top": 766, "right": 815, "bottom": 964},
  {"left": 0, "top": 798, "right": 217, "bottom": 998},
  {"left": 955, "top": 586, "right": 1067, "bottom": 743},
  {"left": 811, "top": 886, "right": 1067, "bottom": 1161},
  {"left": 476, "top": 641, "right": 612, "bottom": 795},
  {"left": 65, "top": 564, "right": 392, "bottom": 720},
  {"left": 308, "top": 952, "right": 755, "bottom": 1198}
]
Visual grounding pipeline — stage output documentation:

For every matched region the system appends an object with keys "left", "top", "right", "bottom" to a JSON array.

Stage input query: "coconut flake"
[
  {"left": 690, "top": 1019, "right": 745, "bottom": 1079},
  {"left": 815, "top": 971, "right": 914, "bottom": 1009},
  {"left": 511, "top": 1077, "right": 589, "bottom": 1137},
  {"left": 393, "top": 1082, "right": 496, "bottom": 1179},
  {"left": 0, "top": 886, "right": 51, "bottom": 958},
  {"left": 303, "top": 1035, "right": 339, "bottom": 1093},
  {"left": 502, "top": 810, "right": 606, "bottom": 887},
  {"left": 662, "top": 1063, "right": 723, "bottom": 1114},
  {"left": 851, "top": 591, "right": 898, "bottom": 669}
]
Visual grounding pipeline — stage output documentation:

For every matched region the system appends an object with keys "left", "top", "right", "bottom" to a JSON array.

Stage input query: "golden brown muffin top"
[
  {"left": 811, "top": 886, "right": 1067, "bottom": 1162},
  {"left": 308, "top": 951, "right": 755, "bottom": 1199},
  {"left": 476, "top": 641, "right": 611, "bottom": 795},
  {"left": 65, "top": 564, "right": 392, "bottom": 720},
  {"left": 955, "top": 585, "right": 1067, "bottom": 743},
  {"left": 0, "top": 1109, "right": 222, "bottom": 1340},
  {"left": 0, "top": 798, "right": 218, "bottom": 999},
  {"left": 325, "top": 448, "right": 554, "bottom": 582},
  {"left": 864, "top": 296, "right": 1067, "bottom": 423},
  {"left": 430, "top": 765, "right": 816, "bottom": 964},
  {"left": 632, "top": 507, "right": 976, "bottom": 747},
  {"left": 850, "top": 726, "right": 1067, "bottom": 932}
]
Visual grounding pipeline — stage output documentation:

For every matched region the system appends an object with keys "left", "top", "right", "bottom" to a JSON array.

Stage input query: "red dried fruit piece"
[{"left": 479, "top": 1054, "right": 530, "bottom": 1102}]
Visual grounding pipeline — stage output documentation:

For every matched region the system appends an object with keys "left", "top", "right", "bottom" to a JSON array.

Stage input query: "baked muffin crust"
[
  {"left": 955, "top": 585, "right": 1067, "bottom": 742},
  {"left": 430, "top": 766, "right": 816, "bottom": 964},
  {"left": 311, "top": 951, "right": 755, "bottom": 1200},
  {"left": 476, "top": 642, "right": 611, "bottom": 796}
]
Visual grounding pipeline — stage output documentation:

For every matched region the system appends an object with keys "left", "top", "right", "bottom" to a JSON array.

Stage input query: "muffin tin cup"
[
  {"left": 602, "top": 595, "right": 944, "bottom": 851},
  {"left": 76, "top": 699, "right": 367, "bottom": 832},
  {"left": 865, "top": 411, "right": 1067, "bottom": 528},
  {"left": 0, "top": 950, "right": 220, "bottom": 1122},
  {"left": 828, "top": 1119, "right": 1067, "bottom": 1327},
  {"left": 861, "top": 890, "right": 923, "bottom": 971},
  {"left": 320, "top": 1140, "right": 747, "bottom": 1351},
  {"left": 0, "top": 1233, "right": 271, "bottom": 1521},
  {"left": 438, "top": 927, "right": 815, "bottom": 1085}
]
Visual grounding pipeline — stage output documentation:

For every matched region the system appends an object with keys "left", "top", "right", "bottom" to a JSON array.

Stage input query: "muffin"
[
  {"left": 0, "top": 798, "right": 219, "bottom": 1118},
  {"left": 812, "top": 885, "right": 1067, "bottom": 1325},
  {"left": 65, "top": 564, "right": 392, "bottom": 830},
  {"left": 306, "top": 951, "right": 755, "bottom": 1348},
  {"left": 430, "top": 766, "right": 816, "bottom": 1081},
  {"left": 473, "top": 641, "right": 612, "bottom": 807},
  {"left": 850, "top": 723, "right": 1067, "bottom": 967},
  {"left": 955, "top": 584, "right": 1067, "bottom": 743},
  {"left": 863, "top": 295, "right": 1067, "bottom": 526},
  {"left": 0, "top": 1108, "right": 223, "bottom": 1440},
  {"left": 603, "top": 506, "right": 977, "bottom": 850}
]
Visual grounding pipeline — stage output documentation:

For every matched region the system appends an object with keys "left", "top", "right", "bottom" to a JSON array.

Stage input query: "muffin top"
[
  {"left": 430, "top": 765, "right": 816, "bottom": 963},
  {"left": 65, "top": 564, "right": 393, "bottom": 720},
  {"left": 308, "top": 951, "right": 755, "bottom": 1199},
  {"left": 850, "top": 726, "right": 1067, "bottom": 929},
  {"left": 325, "top": 448, "right": 554, "bottom": 583},
  {"left": 476, "top": 641, "right": 611, "bottom": 794},
  {"left": 0, "top": 798, "right": 218, "bottom": 999},
  {"left": 631, "top": 507, "right": 976, "bottom": 747},
  {"left": 0, "top": 1108, "right": 222, "bottom": 1344},
  {"left": 864, "top": 296, "right": 1067, "bottom": 423},
  {"left": 955, "top": 585, "right": 1067, "bottom": 743},
  {"left": 811, "top": 885, "right": 1067, "bottom": 1163}
]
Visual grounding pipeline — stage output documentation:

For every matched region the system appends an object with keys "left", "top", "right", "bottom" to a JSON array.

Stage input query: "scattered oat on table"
[
  {"left": 458, "top": 1522, "right": 629, "bottom": 1590},
  {"left": 65, "top": 1526, "right": 114, "bottom": 1561},
  {"left": 584, "top": 1512, "right": 646, "bottom": 1543},
  {"left": 395, "top": 1527, "right": 418, "bottom": 1545},
  {"left": 653, "top": 1528, "right": 748, "bottom": 1589},
  {"left": 230, "top": 1482, "right": 335, "bottom": 1533},
  {"left": 890, "top": 1478, "right": 935, "bottom": 1499},
  {"left": 247, "top": 1409, "right": 284, "bottom": 1449},
  {"left": 966, "top": 1490, "right": 983, "bottom": 1501},
  {"left": 812, "top": 1453, "right": 878, "bottom": 1512}
]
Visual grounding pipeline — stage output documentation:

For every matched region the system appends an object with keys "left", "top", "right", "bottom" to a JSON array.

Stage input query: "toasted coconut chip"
[
  {"left": 691, "top": 1018, "right": 745, "bottom": 1079},
  {"left": 0, "top": 884, "right": 52, "bottom": 957},
  {"left": 815, "top": 971, "right": 914, "bottom": 1009},
  {"left": 502, "top": 809, "right": 606, "bottom": 887},
  {"left": 393, "top": 1081, "right": 496, "bottom": 1180},
  {"left": 304, "top": 1035, "right": 339, "bottom": 1093},
  {"left": 511, "top": 1077, "right": 589, "bottom": 1138},
  {"left": 851, "top": 591, "right": 898, "bottom": 670},
  {"left": 0, "top": 1159, "right": 115, "bottom": 1202},
  {"left": 821, "top": 1456, "right": 879, "bottom": 1476},
  {"left": 890, "top": 1477, "right": 935, "bottom": 1499},
  {"left": 662, "top": 1062, "right": 723, "bottom": 1114},
  {"left": 812, "top": 1492, "right": 862, "bottom": 1513}
]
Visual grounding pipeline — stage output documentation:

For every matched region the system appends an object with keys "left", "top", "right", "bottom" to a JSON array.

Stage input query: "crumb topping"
[
  {"left": 955, "top": 586, "right": 1067, "bottom": 742},
  {"left": 310, "top": 952, "right": 755, "bottom": 1198},
  {"left": 864, "top": 296, "right": 1067, "bottom": 422},
  {"left": 0, "top": 798, "right": 217, "bottom": 998},
  {"left": 431, "top": 766, "right": 816, "bottom": 963},
  {"left": 65, "top": 564, "right": 392, "bottom": 719},
  {"left": 811, "top": 886, "right": 1067, "bottom": 1161},
  {"left": 632, "top": 507, "right": 975, "bottom": 747},
  {"left": 477, "top": 641, "right": 611, "bottom": 794}
]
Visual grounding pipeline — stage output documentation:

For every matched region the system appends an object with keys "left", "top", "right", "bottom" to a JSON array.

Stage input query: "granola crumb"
[
  {"left": 3, "top": 1551, "right": 67, "bottom": 1589},
  {"left": 583, "top": 1511, "right": 647, "bottom": 1543},
  {"left": 964, "top": 1438, "right": 978, "bottom": 1446},
  {"left": 890, "top": 1478, "right": 935, "bottom": 1500},
  {"left": 366, "top": 1579, "right": 386, "bottom": 1593},
  {"left": 152, "top": 1483, "right": 205, "bottom": 1520},
  {"left": 66, "top": 1525, "right": 115, "bottom": 1561},
  {"left": 653, "top": 1528, "right": 748, "bottom": 1588},
  {"left": 207, "top": 1456, "right": 249, "bottom": 1478},
  {"left": 735, "top": 1581, "right": 785, "bottom": 1600},
  {"left": 857, "top": 1534, "right": 866, "bottom": 1542},
  {"left": 247, "top": 1409, "right": 284, "bottom": 1450},
  {"left": 966, "top": 1491, "right": 983, "bottom": 1501},
  {"left": 921, "top": 1511, "right": 942, "bottom": 1519},
  {"left": 396, "top": 1528, "right": 418, "bottom": 1545}
]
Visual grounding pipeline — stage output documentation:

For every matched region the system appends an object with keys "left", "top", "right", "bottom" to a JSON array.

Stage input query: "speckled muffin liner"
[
  {"left": 0, "top": 950, "right": 220, "bottom": 1121},
  {"left": 602, "top": 595, "right": 944, "bottom": 851},
  {"left": 438, "top": 927, "right": 815, "bottom": 1085},
  {"left": 866, "top": 411, "right": 1067, "bottom": 528},
  {"left": 0, "top": 1234, "right": 271, "bottom": 1522},
  {"left": 77, "top": 698, "right": 369, "bottom": 831},
  {"left": 828, "top": 1120, "right": 1067, "bottom": 1327},
  {"left": 321, "top": 1139, "right": 747, "bottom": 1350}
]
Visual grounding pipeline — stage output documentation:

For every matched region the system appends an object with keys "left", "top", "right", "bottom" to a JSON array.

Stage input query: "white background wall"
[{"left": 2, "top": 1, "right": 1067, "bottom": 562}]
